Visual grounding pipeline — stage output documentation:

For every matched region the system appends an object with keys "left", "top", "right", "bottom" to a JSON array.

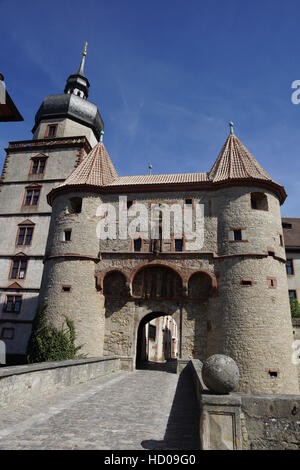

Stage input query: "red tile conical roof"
[
  {"left": 47, "top": 128, "right": 287, "bottom": 205},
  {"left": 208, "top": 133, "right": 272, "bottom": 182},
  {"left": 59, "top": 141, "right": 118, "bottom": 188}
]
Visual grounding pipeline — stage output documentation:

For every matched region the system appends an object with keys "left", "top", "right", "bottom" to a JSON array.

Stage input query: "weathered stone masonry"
[{"left": 39, "top": 152, "right": 299, "bottom": 394}]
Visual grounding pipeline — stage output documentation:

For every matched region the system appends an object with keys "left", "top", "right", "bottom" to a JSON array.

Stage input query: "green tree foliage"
[
  {"left": 27, "top": 306, "right": 85, "bottom": 363},
  {"left": 290, "top": 297, "right": 300, "bottom": 318}
]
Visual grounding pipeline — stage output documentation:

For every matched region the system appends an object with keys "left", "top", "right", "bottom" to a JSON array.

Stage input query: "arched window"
[
  {"left": 251, "top": 192, "right": 268, "bottom": 211},
  {"left": 67, "top": 197, "right": 82, "bottom": 214},
  {"left": 188, "top": 272, "right": 213, "bottom": 298},
  {"left": 103, "top": 271, "right": 128, "bottom": 298},
  {"left": 132, "top": 266, "right": 182, "bottom": 299}
]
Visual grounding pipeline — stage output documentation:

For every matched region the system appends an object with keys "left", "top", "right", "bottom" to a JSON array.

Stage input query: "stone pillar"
[{"left": 199, "top": 394, "right": 242, "bottom": 450}]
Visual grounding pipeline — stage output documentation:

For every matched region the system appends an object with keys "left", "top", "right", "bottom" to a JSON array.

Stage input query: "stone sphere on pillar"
[{"left": 202, "top": 354, "right": 239, "bottom": 394}]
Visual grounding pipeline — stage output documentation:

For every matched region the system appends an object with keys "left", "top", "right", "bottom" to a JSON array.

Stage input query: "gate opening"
[{"left": 136, "top": 312, "right": 178, "bottom": 371}]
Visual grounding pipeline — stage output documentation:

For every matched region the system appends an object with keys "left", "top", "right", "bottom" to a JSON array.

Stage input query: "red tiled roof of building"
[
  {"left": 59, "top": 141, "right": 118, "bottom": 188},
  {"left": 48, "top": 130, "right": 286, "bottom": 205},
  {"left": 107, "top": 172, "right": 208, "bottom": 186},
  {"left": 208, "top": 133, "right": 272, "bottom": 182}
]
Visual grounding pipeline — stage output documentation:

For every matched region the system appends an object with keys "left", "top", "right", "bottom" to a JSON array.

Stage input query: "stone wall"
[
  {"left": 39, "top": 259, "right": 105, "bottom": 357},
  {"left": 190, "top": 359, "right": 300, "bottom": 450},
  {"left": 240, "top": 394, "right": 300, "bottom": 450},
  {"left": 39, "top": 185, "right": 299, "bottom": 393},
  {"left": 0, "top": 138, "right": 91, "bottom": 359},
  {"left": 0, "top": 356, "right": 127, "bottom": 409}
]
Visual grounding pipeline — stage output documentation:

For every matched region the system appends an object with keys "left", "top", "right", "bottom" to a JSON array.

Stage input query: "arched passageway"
[{"left": 136, "top": 312, "right": 178, "bottom": 371}]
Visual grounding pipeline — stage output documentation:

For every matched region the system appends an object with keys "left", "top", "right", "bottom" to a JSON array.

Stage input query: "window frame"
[
  {"left": 61, "top": 285, "right": 72, "bottom": 293},
  {"left": 184, "top": 198, "right": 194, "bottom": 207},
  {"left": 9, "top": 258, "right": 28, "bottom": 280},
  {"left": 174, "top": 238, "right": 184, "bottom": 252},
  {"left": 45, "top": 124, "right": 58, "bottom": 138},
  {"left": 289, "top": 289, "right": 297, "bottom": 300},
  {"left": 22, "top": 186, "right": 41, "bottom": 207},
  {"left": 3, "top": 295, "right": 22, "bottom": 313},
  {"left": 240, "top": 278, "right": 254, "bottom": 287},
  {"left": 16, "top": 225, "right": 34, "bottom": 246},
  {"left": 279, "top": 234, "right": 284, "bottom": 246},
  {"left": 63, "top": 229, "right": 72, "bottom": 242},
  {"left": 286, "top": 259, "right": 294, "bottom": 276},
  {"left": 267, "top": 277, "right": 277, "bottom": 289},
  {"left": 229, "top": 227, "right": 248, "bottom": 243},
  {"left": 133, "top": 237, "right": 143, "bottom": 252},
  {"left": 148, "top": 324, "right": 156, "bottom": 341},
  {"left": 250, "top": 192, "right": 268, "bottom": 211},
  {"left": 29, "top": 156, "right": 48, "bottom": 176}
]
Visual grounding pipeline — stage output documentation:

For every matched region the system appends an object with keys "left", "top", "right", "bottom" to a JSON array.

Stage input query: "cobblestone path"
[{"left": 0, "top": 368, "right": 200, "bottom": 450}]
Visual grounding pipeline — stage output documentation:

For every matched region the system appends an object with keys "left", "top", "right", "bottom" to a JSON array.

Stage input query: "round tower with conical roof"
[
  {"left": 38, "top": 141, "right": 119, "bottom": 356},
  {"left": 206, "top": 124, "right": 298, "bottom": 394}
]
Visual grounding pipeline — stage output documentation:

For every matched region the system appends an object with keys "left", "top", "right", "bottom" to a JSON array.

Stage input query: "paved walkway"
[{"left": 0, "top": 367, "right": 200, "bottom": 450}]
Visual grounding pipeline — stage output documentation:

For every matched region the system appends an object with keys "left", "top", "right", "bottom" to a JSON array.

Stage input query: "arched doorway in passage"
[{"left": 135, "top": 311, "right": 179, "bottom": 371}]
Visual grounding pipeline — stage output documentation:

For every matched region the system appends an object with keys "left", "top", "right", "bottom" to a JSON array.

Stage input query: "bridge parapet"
[
  {"left": 0, "top": 356, "right": 133, "bottom": 409},
  {"left": 190, "top": 359, "right": 300, "bottom": 450}
]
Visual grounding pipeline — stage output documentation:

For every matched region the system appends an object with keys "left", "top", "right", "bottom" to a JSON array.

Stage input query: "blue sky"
[{"left": 1, "top": 0, "right": 300, "bottom": 216}]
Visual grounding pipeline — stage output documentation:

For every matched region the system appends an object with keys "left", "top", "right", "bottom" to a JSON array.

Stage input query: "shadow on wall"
[
  {"left": 141, "top": 365, "right": 200, "bottom": 450},
  {"left": 0, "top": 294, "right": 38, "bottom": 366}
]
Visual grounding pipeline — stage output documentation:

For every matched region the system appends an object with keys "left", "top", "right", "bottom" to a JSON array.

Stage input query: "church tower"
[{"left": 0, "top": 45, "right": 103, "bottom": 364}]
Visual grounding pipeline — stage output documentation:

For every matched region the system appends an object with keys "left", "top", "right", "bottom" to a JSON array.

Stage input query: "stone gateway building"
[{"left": 0, "top": 50, "right": 299, "bottom": 395}]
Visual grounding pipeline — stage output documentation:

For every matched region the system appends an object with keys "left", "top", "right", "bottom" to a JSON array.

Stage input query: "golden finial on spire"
[{"left": 82, "top": 41, "right": 88, "bottom": 57}]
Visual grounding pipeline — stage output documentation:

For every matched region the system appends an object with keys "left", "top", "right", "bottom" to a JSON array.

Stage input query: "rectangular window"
[
  {"left": 64, "top": 229, "right": 72, "bottom": 242},
  {"left": 127, "top": 200, "right": 134, "bottom": 210},
  {"left": 174, "top": 239, "right": 183, "bottom": 251},
  {"left": 10, "top": 259, "right": 28, "bottom": 280},
  {"left": 4, "top": 295, "right": 22, "bottom": 313},
  {"left": 62, "top": 285, "right": 72, "bottom": 292},
  {"left": 31, "top": 159, "right": 46, "bottom": 175},
  {"left": 17, "top": 226, "right": 34, "bottom": 246},
  {"left": 38, "top": 159, "right": 46, "bottom": 174},
  {"left": 32, "top": 160, "right": 39, "bottom": 174},
  {"left": 149, "top": 324, "right": 156, "bottom": 341},
  {"left": 241, "top": 279, "right": 253, "bottom": 286},
  {"left": 267, "top": 277, "right": 277, "bottom": 289},
  {"left": 282, "top": 222, "right": 292, "bottom": 229},
  {"left": 286, "top": 259, "right": 294, "bottom": 276},
  {"left": 279, "top": 234, "right": 283, "bottom": 246},
  {"left": 46, "top": 124, "right": 57, "bottom": 137},
  {"left": 289, "top": 290, "right": 297, "bottom": 299},
  {"left": 185, "top": 198, "right": 193, "bottom": 205},
  {"left": 234, "top": 229, "right": 242, "bottom": 241},
  {"left": 134, "top": 238, "right": 142, "bottom": 252},
  {"left": 24, "top": 188, "right": 40, "bottom": 206}
]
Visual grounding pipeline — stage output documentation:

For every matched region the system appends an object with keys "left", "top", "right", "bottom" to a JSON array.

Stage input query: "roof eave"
[{"left": 47, "top": 177, "right": 287, "bottom": 206}]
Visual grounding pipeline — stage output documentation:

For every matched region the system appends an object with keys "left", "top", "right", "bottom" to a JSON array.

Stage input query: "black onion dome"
[
  {"left": 32, "top": 93, "right": 104, "bottom": 140},
  {"left": 32, "top": 44, "right": 104, "bottom": 141}
]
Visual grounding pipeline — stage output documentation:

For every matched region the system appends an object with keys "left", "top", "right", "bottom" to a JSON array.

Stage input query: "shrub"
[
  {"left": 27, "top": 306, "right": 85, "bottom": 363},
  {"left": 290, "top": 297, "right": 300, "bottom": 318}
]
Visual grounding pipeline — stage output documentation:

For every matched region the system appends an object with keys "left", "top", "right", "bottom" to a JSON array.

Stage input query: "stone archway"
[
  {"left": 136, "top": 311, "right": 178, "bottom": 370},
  {"left": 132, "top": 264, "right": 182, "bottom": 300},
  {"left": 188, "top": 271, "right": 214, "bottom": 299}
]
